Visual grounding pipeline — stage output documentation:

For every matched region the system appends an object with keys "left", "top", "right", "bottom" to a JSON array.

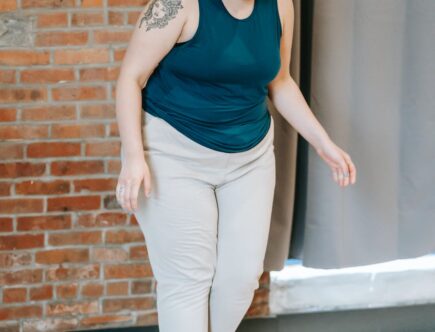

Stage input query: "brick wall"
[{"left": 0, "top": 1, "right": 270, "bottom": 331}]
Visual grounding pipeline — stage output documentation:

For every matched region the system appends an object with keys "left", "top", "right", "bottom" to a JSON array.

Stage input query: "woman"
[{"left": 115, "top": 0, "right": 357, "bottom": 331}]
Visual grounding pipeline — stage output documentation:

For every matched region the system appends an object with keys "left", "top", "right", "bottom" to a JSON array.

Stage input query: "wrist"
[
  {"left": 120, "top": 145, "right": 144, "bottom": 161},
  {"left": 312, "top": 132, "right": 332, "bottom": 154}
]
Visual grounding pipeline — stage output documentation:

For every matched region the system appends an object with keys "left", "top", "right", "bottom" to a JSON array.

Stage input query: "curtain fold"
[{"left": 296, "top": 0, "right": 435, "bottom": 269}]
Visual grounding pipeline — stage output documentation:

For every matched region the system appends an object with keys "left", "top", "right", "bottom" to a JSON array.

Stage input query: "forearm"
[
  {"left": 115, "top": 75, "right": 145, "bottom": 160},
  {"left": 269, "top": 76, "right": 331, "bottom": 151}
]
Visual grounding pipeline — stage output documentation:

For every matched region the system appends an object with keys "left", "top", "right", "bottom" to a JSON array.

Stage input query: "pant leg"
[
  {"left": 133, "top": 113, "right": 219, "bottom": 332},
  {"left": 209, "top": 123, "right": 276, "bottom": 332}
]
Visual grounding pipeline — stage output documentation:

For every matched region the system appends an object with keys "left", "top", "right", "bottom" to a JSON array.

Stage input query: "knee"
[
  {"left": 155, "top": 269, "right": 215, "bottom": 302},
  {"left": 211, "top": 267, "right": 263, "bottom": 296}
]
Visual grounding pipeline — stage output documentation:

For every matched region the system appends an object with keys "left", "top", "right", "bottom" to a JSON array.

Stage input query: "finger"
[
  {"left": 116, "top": 181, "right": 124, "bottom": 206},
  {"left": 339, "top": 159, "right": 349, "bottom": 187},
  {"left": 123, "top": 180, "right": 132, "bottom": 212},
  {"left": 342, "top": 152, "right": 356, "bottom": 185},
  {"left": 338, "top": 169, "right": 344, "bottom": 187},
  {"left": 129, "top": 180, "right": 142, "bottom": 212},
  {"left": 144, "top": 169, "right": 152, "bottom": 198}
]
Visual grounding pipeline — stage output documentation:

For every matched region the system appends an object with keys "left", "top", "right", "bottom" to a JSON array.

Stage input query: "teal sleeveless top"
[{"left": 141, "top": 0, "right": 282, "bottom": 153}]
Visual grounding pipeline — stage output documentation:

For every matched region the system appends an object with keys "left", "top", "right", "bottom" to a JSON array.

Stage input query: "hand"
[
  {"left": 314, "top": 139, "right": 357, "bottom": 187},
  {"left": 116, "top": 154, "right": 152, "bottom": 213}
]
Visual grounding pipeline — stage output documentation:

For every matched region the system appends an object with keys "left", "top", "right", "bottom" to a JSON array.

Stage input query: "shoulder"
[
  {"left": 139, "top": 0, "right": 194, "bottom": 28},
  {"left": 276, "top": 0, "right": 294, "bottom": 32}
]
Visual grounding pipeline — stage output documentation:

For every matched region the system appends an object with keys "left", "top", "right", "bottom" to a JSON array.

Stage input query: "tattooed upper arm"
[{"left": 118, "top": 0, "right": 190, "bottom": 88}]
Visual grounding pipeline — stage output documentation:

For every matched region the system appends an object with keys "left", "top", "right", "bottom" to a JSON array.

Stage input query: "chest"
[{"left": 160, "top": 1, "right": 281, "bottom": 86}]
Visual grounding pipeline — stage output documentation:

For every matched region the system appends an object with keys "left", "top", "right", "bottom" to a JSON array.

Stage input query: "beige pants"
[{"left": 133, "top": 112, "right": 276, "bottom": 332}]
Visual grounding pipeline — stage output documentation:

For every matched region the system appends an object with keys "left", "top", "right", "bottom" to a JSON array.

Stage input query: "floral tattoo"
[{"left": 139, "top": 0, "right": 184, "bottom": 31}]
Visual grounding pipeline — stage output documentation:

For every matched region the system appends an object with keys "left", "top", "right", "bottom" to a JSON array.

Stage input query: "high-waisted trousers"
[{"left": 132, "top": 111, "right": 276, "bottom": 332}]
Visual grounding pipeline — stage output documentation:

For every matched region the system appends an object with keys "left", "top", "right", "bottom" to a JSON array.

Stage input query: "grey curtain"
[{"left": 294, "top": 0, "right": 435, "bottom": 269}]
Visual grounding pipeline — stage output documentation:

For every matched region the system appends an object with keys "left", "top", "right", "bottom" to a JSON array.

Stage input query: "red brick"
[
  {"left": 15, "top": 180, "right": 70, "bottom": 195},
  {"left": 51, "top": 123, "right": 105, "bottom": 138},
  {"left": 76, "top": 212, "right": 127, "bottom": 228},
  {"left": 108, "top": 0, "right": 147, "bottom": 6},
  {"left": 0, "top": 143, "right": 24, "bottom": 159},
  {"left": 136, "top": 311, "right": 158, "bottom": 326},
  {"left": 22, "top": 0, "right": 75, "bottom": 9},
  {"left": 51, "top": 160, "right": 104, "bottom": 176},
  {"left": 0, "top": 252, "right": 32, "bottom": 269},
  {"left": 92, "top": 247, "right": 128, "bottom": 262},
  {"left": 52, "top": 86, "right": 106, "bottom": 101},
  {"left": 45, "top": 263, "right": 99, "bottom": 282},
  {"left": 94, "top": 30, "right": 132, "bottom": 44},
  {"left": 27, "top": 142, "right": 81, "bottom": 158},
  {"left": 105, "top": 229, "right": 144, "bottom": 244},
  {"left": 0, "top": 199, "right": 44, "bottom": 214},
  {"left": 35, "top": 31, "right": 88, "bottom": 47},
  {"left": 56, "top": 283, "right": 78, "bottom": 299},
  {"left": 0, "top": 269, "right": 43, "bottom": 285},
  {"left": 0, "top": 162, "right": 45, "bottom": 178},
  {"left": 54, "top": 48, "right": 110, "bottom": 65},
  {"left": 106, "top": 281, "right": 128, "bottom": 296},
  {"left": 71, "top": 12, "right": 104, "bottom": 26},
  {"left": 46, "top": 301, "right": 98, "bottom": 316},
  {"left": 0, "top": 88, "right": 47, "bottom": 103},
  {"left": 127, "top": 10, "right": 142, "bottom": 24},
  {"left": 0, "top": 125, "right": 48, "bottom": 140},
  {"left": 36, "top": 248, "right": 89, "bottom": 264},
  {"left": 3, "top": 288, "right": 27, "bottom": 303},
  {"left": 0, "top": 70, "right": 16, "bottom": 84},
  {"left": 0, "top": 179, "right": 14, "bottom": 195},
  {"left": 78, "top": 0, "right": 103, "bottom": 7},
  {"left": 132, "top": 280, "right": 152, "bottom": 294},
  {"left": 0, "top": 233, "right": 44, "bottom": 250},
  {"left": 47, "top": 195, "right": 101, "bottom": 212},
  {"left": 104, "top": 263, "right": 153, "bottom": 279},
  {"left": 113, "top": 48, "right": 126, "bottom": 61},
  {"left": 81, "top": 282, "right": 104, "bottom": 297},
  {"left": 109, "top": 11, "right": 125, "bottom": 25},
  {"left": 129, "top": 245, "right": 148, "bottom": 260},
  {"left": 0, "top": 0, "right": 17, "bottom": 11},
  {"left": 0, "top": 108, "right": 17, "bottom": 122},
  {"left": 20, "top": 68, "right": 75, "bottom": 84},
  {"left": 80, "top": 314, "right": 132, "bottom": 326},
  {"left": 17, "top": 215, "right": 72, "bottom": 231},
  {"left": 74, "top": 178, "right": 117, "bottom": 192},
  {"left": 0, "top": 305, "right": 42, "bottom": 320},
  {"left": 80, "top": 103, "right": 115, "bottom": 119},
  {"left": 0, "top": 50, "right": 50, "bottom": 66},
  {"left": 80, "top": 66, "right": 120, "bottom": 81},
  {"left": 48, "top": 231, "right": 102, "bottom": 246},
  {"left": 29, "top": 285, "right": 53, "bottom": 301},
  {"left": 36, "top": 12, "right": 68, "bottom": 28},
  {"left": 85, "top": 141, "right": 120, "bottom": 156},
  {"left": 0, "top": 217, "right": 13, "bottom": 231},
  {"left": 21, "top": 105, "right": 76, "bottom": 121},
  {"left": 103, "top": 297, "right": 154, "bottom": 313}
]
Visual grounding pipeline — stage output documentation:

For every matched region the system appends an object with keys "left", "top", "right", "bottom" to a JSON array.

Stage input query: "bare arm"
[
  {"left": 268, "top": 0, "right": 356, "bottom": 187},
  {"left": 115, "top": 0, "right": 189, "bottom": 212}
]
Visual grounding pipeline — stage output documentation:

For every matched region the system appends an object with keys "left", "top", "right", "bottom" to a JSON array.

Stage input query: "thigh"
[
  {"left": 214, "top": 146, "right": 276, "bottom": 281},
  {"left": 134, "top": 150, "right": 219, "bottom": 284}
]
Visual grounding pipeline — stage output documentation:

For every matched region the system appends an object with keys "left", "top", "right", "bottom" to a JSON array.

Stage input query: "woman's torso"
[{"left": 142, "top": 0, "right": 282, "bottom": 153}]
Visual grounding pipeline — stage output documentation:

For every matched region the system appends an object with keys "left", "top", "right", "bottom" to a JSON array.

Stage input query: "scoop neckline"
[{"left": 219, "top": 0, "right": 257, "bottom": 22}]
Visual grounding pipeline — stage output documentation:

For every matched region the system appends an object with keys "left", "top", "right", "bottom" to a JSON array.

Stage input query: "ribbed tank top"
[{"left": 141, "top": 0, "right": 282, "bottom": 153}]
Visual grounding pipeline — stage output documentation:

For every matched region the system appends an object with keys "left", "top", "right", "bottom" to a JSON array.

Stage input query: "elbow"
[{"left": 268, "top": 74, "right": 293, "bottom": 100}]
